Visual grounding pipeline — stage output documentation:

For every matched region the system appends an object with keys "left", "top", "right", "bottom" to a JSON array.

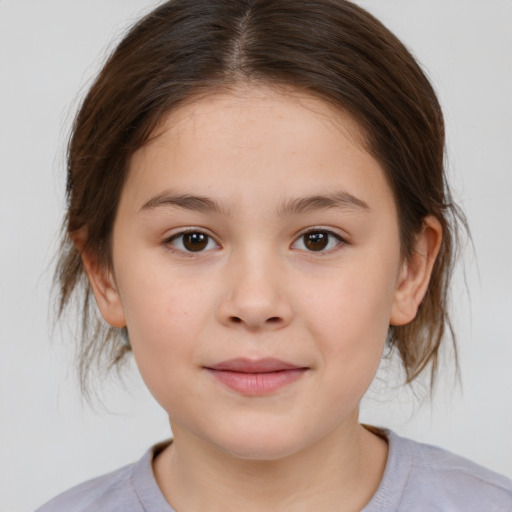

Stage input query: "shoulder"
[
  {"left": 392, "top": 432, "right": 512, "bottom": 511},
  {"left": 34, "top": 441, "right": 174, "bottom": 512},
  {"left": 34, "top": 462, "right": 139, "bottom": 512}
]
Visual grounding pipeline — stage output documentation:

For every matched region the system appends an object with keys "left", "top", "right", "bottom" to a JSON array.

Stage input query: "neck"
[{"left": 153, "top": 417, "right": 388, "bottom": 512}]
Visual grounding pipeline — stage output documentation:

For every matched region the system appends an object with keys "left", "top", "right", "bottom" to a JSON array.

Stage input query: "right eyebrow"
[
  {"left": 139, "top": 192, "right": 230, "bottom": 216},
  {"left": 277, "top": 191, "right": 370, "bottom": 216}
]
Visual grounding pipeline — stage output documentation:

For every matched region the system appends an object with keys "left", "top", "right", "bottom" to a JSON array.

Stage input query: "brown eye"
[
  {"left": 169, "top": 231, "right": 218, "bottom": 253},
  {"left": 183, "top": 232, "right": 208, "bottom": 251},
  {"left": 292, "top": 230, "right": 343, "bottom": 252},
  {"left": 303, "top": 232, "right": 329, "bottom": 251}
]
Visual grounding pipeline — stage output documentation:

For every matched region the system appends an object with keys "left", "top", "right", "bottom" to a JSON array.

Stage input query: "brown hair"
[{"left": 56, "top": 0, "right": 465, "bottom": 393}]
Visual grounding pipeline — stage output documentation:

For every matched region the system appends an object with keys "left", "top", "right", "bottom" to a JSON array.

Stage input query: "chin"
[{"left": 205, "top": 420, "right": 323, "bottom": 462}]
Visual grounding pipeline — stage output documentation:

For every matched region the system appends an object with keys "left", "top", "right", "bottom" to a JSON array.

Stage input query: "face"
[{"left": 89, "top": 87, "right": 426, "bottom": 460}]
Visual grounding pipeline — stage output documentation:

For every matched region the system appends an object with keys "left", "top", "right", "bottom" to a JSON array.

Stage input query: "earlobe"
[
  {"left": 390, "top": 215, "right": 442, "bottom": 326},
  {"left": 76, "top": 237, "right": 126, "bottom": 329}
]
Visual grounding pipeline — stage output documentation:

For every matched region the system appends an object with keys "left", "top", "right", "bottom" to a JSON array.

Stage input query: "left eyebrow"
[
  {"left": 139, "top": 192, "right": 230, "bottom": 216},
  {"left": 277, "top": 191, "right": 370, "bottom": 216}
]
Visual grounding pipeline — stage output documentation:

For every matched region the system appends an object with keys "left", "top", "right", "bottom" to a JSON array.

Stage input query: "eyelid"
[
  {"left": 291, "top": 227, "right": 348, "bottom": 253},
  {"left": 163, "top": 227, "right": 221, "bottom": 253}
]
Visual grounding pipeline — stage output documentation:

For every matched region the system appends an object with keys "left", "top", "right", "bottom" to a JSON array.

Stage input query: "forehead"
[
  {"left": 145, "top": 86, "right": 368, "bottom": 159},
  {"left": 123, "top": 86, "right": 394, "bottom": 215}
]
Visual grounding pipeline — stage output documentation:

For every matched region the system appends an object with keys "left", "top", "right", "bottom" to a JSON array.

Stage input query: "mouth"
[{"left": 204, "top": 358, "right": 309, "bottom": 396}]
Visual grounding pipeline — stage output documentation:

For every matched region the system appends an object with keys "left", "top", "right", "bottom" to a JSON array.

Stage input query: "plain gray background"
[{"left": 1, "top": 1, "right": 511, "bottom": 510}]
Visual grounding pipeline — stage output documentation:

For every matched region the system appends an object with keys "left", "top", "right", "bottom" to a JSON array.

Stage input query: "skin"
[{"left": 83, "top": 86, "right": 441, "bottom": 511}]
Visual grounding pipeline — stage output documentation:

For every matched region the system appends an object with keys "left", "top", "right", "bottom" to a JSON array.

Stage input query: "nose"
[{"left": 216, "top": 250, "right": 293, "bottom": 332}]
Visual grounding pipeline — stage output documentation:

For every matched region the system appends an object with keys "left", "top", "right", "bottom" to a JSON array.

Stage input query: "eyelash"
[
  {"left": 291, "top": 229, "right": 346, "bottom": 253},
  {"left": 164, "top": 228, "right": 346, "bottom": 254},
  {"left": 164, "top": 229, "right": 220, "bottom": 254}
]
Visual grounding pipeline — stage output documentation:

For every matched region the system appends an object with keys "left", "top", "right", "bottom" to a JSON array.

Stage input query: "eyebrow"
[
  {"left": 277, "top": 191, "right": 370, "bottom": 216},
  {"left": 140, "top": 192, "right": 230, "bottom": 215},
  {"left": 140, "top": 190, "right": 370, "bottom": 216}
]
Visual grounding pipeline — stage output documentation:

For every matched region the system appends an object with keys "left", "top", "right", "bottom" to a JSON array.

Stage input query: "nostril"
[{"left": 228, "top": 316, "right": 282, "bottom": 325}]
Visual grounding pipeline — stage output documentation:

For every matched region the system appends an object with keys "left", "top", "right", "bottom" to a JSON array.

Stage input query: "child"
[{"left": 37, "top": 0, "right": 512, "bottom": 510}]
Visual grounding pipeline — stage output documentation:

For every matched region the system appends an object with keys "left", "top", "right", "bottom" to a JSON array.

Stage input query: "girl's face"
[{"left": 88, "top": 87, "right": 432, "bottom": 459}]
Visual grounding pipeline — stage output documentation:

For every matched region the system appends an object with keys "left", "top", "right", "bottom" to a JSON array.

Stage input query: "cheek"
[
  {"left": 304, "top": 264, "right": 397, "bottom": 345},
  {"left": 116, "top": 265, "right": 214, "bottom": 395},
  {"left": 117, "top": 250, "right": 210, "bottom": 333},
  {"left": 300, "top": 253, "right": 399, "bottom": 383}
]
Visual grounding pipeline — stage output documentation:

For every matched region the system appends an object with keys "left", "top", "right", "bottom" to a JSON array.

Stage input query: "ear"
[
  {"left": 74, "top": 232, "right": 126, "bottom": 329},
  {"left": 390, "top": 215, "right": 442, "bottom": 326}
]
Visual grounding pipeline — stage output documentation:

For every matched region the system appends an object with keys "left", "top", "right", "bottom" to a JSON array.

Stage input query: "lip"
[{"left": 205, "top": 358, "right": 308, "bottom": 396}]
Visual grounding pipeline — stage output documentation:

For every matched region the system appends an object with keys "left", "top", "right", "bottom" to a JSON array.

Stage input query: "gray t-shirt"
[{"left": 35, "top": 431, "right": 512, "bottom": 511}]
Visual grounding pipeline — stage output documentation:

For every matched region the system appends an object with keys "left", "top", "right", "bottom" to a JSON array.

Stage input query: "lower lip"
[{"left": 206, "top": 368, "right": 307, "bottom": 395}]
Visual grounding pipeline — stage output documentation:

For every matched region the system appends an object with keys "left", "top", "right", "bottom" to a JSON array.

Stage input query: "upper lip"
[{"left": 206, "top": 358, "right": 306, "bottom": 373}]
